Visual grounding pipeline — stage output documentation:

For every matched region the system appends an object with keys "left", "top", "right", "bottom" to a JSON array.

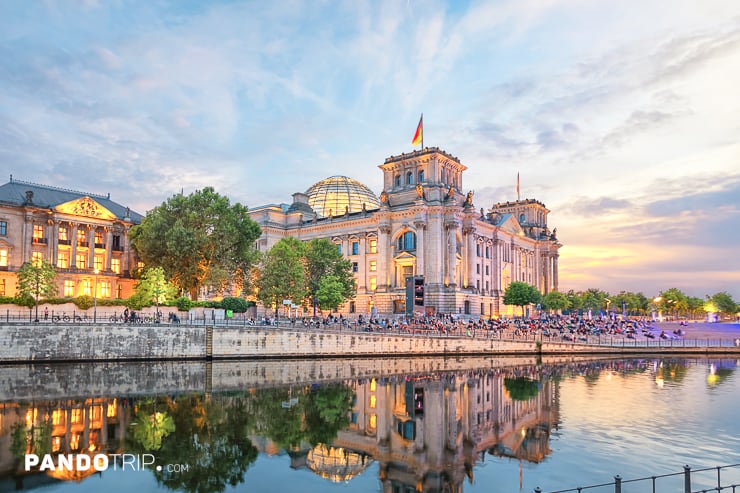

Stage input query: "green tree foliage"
[
  {"left": 542, "top": 291, "right": 570, "bottom": 313},
  {"left": 129, "top": 187, "right": 262, "bottom": 299},
  {"left": 504, "top": 377, "right": 540, "bottom": 401},
  {"left": 503, "top": 282, "right": 541, "bottom": 315},
  {"left": 174, "top": 296, "right": 193, "bottom": 312},
  {"left": 220, "top": 297, "right": 250, "bottom": 313},
  {"left": 16, "top": 260, "right": 57, "bottom": 321},
  {"left": 134, "top": 267, "right": 177, "bottom": 316},
  {"left": 658, "top": 287, "right": 689, "bottom": 316},
  {"left": 304, "top": 238, "right": 355, "bottom": 310},
  {"left": 303, "top": 384, "right": 354, "bottom": 445},
  {"left": 710, "top": 291, "right": 739, "bottom": 315},
  {"left": 132, "top": 410, "right": 175, "bottom": 451},
  {"left": 256, "top": 237, "right": 306, "bottom": 314}
]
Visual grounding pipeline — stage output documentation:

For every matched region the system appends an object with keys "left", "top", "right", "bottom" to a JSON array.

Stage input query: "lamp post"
[{"left": 93, "top": 269, "right": 99, "bottom": 323}]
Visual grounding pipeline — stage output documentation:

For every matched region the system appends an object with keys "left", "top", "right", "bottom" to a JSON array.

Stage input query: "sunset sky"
[{"left": 1, "top": 1, "right": 738, "bottom": 299}]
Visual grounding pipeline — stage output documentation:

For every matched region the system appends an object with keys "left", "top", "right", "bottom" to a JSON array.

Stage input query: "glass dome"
[{"left": 305, "top": 175, "right": 380, "bottom": 217}]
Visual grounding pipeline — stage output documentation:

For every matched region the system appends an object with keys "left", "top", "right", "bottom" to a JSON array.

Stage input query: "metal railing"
[{"left": 534, "top": 464, "right": 740, "bottom": 493}]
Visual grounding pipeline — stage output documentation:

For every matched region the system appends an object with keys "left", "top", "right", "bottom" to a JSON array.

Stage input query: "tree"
[
  {"left": 16, "top": 260, "right": 57, "bottom": 322},
  {"left": 256, "top": 237, "right": 306, "bottom": 317},
  {"left": 304, "top": 238, "right": 355, "bottom": 315},
  {"left": 542, "top": 291, "right": 570, "bottom": 313},
  {"left": 133, "top": 267, "right": 177, "bottom": 320},
  {"left": 658, "top": 288, "right": 688, "bottom": 318},
  {"left": 503, "top": 282, "right": 541, "bottom": 316},
  {"left": 710, "top": 292, "right": 739, "bottom": 316},
  {"left": 130, "top": 187, "right": 262, "bottom": 299}
]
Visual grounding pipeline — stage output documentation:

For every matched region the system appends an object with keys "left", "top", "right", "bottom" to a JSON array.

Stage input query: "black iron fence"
[{"left": 535, "top": 463, "right": 740, "bottom": 493}]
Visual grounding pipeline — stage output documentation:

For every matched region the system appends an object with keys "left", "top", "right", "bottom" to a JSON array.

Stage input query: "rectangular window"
[
  {"left": 0, "top": 248, "right": 7, "bottom": 266},
  {"left": 486, "top": 247, "right": 490, "bottom": 259},
  {"left": 58, "top": 226, "right": 68, "bottom": 241},
  {"left": 82, "top": 280, "right": 92, "bottom": 296},
  {"left": 0, "top": 220, "right": 6, "bottom": 236},
  {"left": 369, "top": 276, "right": 377, "bottom": 291},
  {"left": 369, "top": 260, "right": 377, "bottom": 272},
  {"left": 476, "top": 264, "right": 480, "bottom": 274},
  {"left": 100, "top": 281, "right": 111, "bottom": 298},
  {"left": 352, "top": 262, "right": 358, "bottom": 273},
  {"left": 352, "top": 241, "right": 359, "bottom": 255},
  {"left": 57, "top": 252, "right": 69, "bottom": 269},
  {"left": 76, "top": 254, "right": 86, "bottom": 269},
  {"left": 349, "top": 301, "right": 355, "bottom": 313},
  {"left": 94, "top": 256, "right": 104, "bottom": 271},
  {"left": 71, "top": 409, "right": 82, "bottom": 425},
  {"left": 64, "top": 280, "right": 75, "bottom": 297},
  {"left": 32, "top": 251, "right": 43, "bottom": 267},
  {"left": 486, "top": 265, "right": 489, "bottom": 275},
  {"left": 33, "top": 224, "right": 44, "bottom": 240},
  {"left": 336, "top": 243, "right": 342, "bottom": 254},
  {"left": 0, "top": 279, "right": 5, "bottom": 296},
  {"left": 94, "top": 230, "right": 104, "bottom": 245},
  {"left": 369, "top": 239, "right": 377, "bottom": 254},
  {"left": 111, "top": 258, "right": 120, "bottom": 274},
  {"left": 77, "top": 229, "right": 87, "bottom": 244},
  {"left": 112, "top": 235, "right": 121, "bottom": 250}
]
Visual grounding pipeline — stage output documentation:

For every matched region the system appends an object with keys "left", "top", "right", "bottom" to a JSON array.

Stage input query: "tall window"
[
  {"left": 82, "top": 280, "right": 92, "bottom": 296},
  {"left": 58, "top": 226, "right": 68, "bottom": 241},
  {"left": 100, "top": 281, "right": 111, "bottom": 298},
  {"left": 0, "top": 220, "right": 6, "bottom": 236},
  {"left": 336, "top": 243, "right": 342, "bottom": 254},
  {"left": 397, "top": 231, "right": 416, "bottom": 251},
  {"left": 112, "top": 235, "right": 121, "bottom": 250},
  {"left": 406, "top": 172, "right": 413, "bottom": 185},
  {"left": 369, "top": 276, "right": 377, "bottom": 291},
  {"left": 419, "top": 170, "right": 425, "bottom": 182},
  {"left": 369, "top": 260, "right": 377, "bottom": 272},
  {"left": 64, "top": 280, "right": 75, "bottom": 296},
  {"left": 394, "top": 175, "right": 401, "bottom": 187},
  {"left": 76, "top": 254, "right": 87, "bottom": 269},
  {"left": 77, "top": 229, "right": 87, "bottom": 245},
  {"left": 369, "top": 239, "right": 377, "bottom": 254},
  {"left": 94, "top": 230, "right": 104, "bottom": 246},
  {"left": 57, "top": 252, "right": 69, "bottom": 269},
  {"left": 94, "top": 256, "right": 104, "bottom": 271},
  {"left": 111, "top": 258, "right": 120, "bottom": 274},
  {"left": 33, "top": 224, "right": 44, "bottom": 241},
  {"left": 32, "top": 251, "right": 43, "bottom": 267},
  {"left": 0, "top": 248, "right": 7, "bottom": 267},
  {"left": 0, "top": 279, "right": 5, "bottom": 296},
  {"left": 352, "top": 262, "right": 358, "bottom": 273},
  {"left": 351, "top": 241, "right": 359, "bottom": 255}
]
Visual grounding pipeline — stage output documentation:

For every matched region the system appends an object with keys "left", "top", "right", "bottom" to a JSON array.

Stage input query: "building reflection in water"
[
  {"left": 0, "top": 397, "right": 131, "bottom": 488},
  {"left": 3, "top": 359, "right": 719, "bottom": 492}
]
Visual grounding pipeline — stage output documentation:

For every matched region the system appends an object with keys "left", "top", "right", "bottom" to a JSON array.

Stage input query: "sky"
[{"left": 1, "top": 0, "right": 739, "bottom": 301}]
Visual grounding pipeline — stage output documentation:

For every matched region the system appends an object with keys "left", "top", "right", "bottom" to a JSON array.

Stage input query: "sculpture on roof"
[{"left": 464, "top": 190, "right": 474, "bottom": 207}]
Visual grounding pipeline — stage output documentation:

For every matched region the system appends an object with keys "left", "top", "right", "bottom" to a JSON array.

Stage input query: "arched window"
[
  {"left": 519, "top": 213, "right": 526, "bottom": 224},
  {"left": 406, "top": 171, "right": 413, "bottom": 185},
  {"left": 397, "top": 231, "right": 416, "bottom": 251},
  {"left": 395, "top": 174, "right": 401, "bottom": 187},
  {"left": 419, "top": 170, "right": 425, "bottom": 182}
]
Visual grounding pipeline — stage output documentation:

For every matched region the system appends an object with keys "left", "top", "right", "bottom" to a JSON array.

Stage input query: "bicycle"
[
  {"left": 51, "top": 314, "right": 71, "bottom": 323},
  {"left": 109, "top": 314, "right": 125, "bottom": 323}
]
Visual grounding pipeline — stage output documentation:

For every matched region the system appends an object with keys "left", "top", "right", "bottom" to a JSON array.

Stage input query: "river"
[{"left": 1, "top": 356, "right": 738, "bottom": 493}]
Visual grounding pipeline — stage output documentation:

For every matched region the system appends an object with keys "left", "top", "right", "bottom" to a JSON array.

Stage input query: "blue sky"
[{"left": 1, "top": 0, "right": 739, "bottom": 300}]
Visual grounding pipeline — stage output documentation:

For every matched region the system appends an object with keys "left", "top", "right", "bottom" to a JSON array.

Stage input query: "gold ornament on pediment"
[{"left": 56, "top": 197, "right": 116, "bottom": 220}]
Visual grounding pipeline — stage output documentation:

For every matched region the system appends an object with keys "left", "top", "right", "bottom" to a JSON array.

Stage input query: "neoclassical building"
[
  {"left": 0, "top": 177, "right": 142, "bottom": 300},
  {"left": 249, "top": 147, "right": 561, "bottom": 318}
]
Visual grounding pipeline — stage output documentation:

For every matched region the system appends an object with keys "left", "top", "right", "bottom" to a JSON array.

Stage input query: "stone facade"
[
  {"left": 248, "top": 147, "right": 562, "bottom": 318},
  {"left": 0, "top": 178, "right": 141, "bottom": 300}
]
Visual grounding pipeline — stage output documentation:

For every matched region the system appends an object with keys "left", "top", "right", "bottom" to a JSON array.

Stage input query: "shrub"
[
  {"left": 174, "top": 296, "right": 192, "bottom": 312},
  {"left": 220, "top": 297, "right": 250, "bottom": 313},
  {"left": 126, "top": 292, "right": 149, "bottom": 310},
  {"left": 74, "top": 295, "right": 94, "bottom": 310}
]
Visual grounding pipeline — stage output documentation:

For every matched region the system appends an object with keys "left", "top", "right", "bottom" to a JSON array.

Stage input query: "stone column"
[
  {"left": 105, "top": 228, "right": 113, "bottom": 270},
  {"left": 88, "top": 225, "right": 95, "bottom": 270},
  {"left": 463, "top": 228, "right": 475, "bottom": 289},
  {"left": 414, "top": 221, "right": 426, "bottom": 278},
  {"left": 70, "top": 223, "right": 78, "bottom": 268},
  {"left": 553, "top": 254, "right": 559, "bottom": 291},
  {"left": 543, "top": 254, "right": 550, "bottom": 294},
  {"left": 49, "top": 220, "right": 58, "bottom": 265},
  {"left": 22, "top": 213, "right": 33, "bottom": 263},
  {"left": 378, "top": 225, "right": 391, "bottom": 291},
  {"left": 446, "top": 221, "right": 458, "bottom": 287}
]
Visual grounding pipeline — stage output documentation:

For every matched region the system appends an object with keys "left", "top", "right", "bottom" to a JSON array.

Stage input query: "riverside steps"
[{"left": 1, "top": 321, "right": 739, "bottom": 362}]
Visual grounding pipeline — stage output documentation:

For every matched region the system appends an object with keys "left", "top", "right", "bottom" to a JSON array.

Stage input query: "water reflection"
[{"left": 0, "top": 358, "right": 737, "bottom": 492}]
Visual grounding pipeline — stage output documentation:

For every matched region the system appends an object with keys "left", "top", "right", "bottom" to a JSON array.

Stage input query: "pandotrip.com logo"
[{"left": 25, "top": 453, "right": 190, "bottom": 473}]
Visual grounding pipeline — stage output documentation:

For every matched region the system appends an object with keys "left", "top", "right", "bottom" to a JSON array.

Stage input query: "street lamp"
[{"left": 93, "top": 269, "right": 99, "bottom": 323}]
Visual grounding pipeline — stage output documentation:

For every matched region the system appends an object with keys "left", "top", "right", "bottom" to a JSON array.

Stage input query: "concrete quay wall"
[{"left": 1, "top": 324, "right": 738, "bottom": 363}]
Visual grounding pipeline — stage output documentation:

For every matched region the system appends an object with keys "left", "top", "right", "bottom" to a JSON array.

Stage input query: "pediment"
[
  {"left": 498, "top": 215, "right": 524, "bottom": 235},
  {"left": 55, "top": 197, "right": 117, "bottom": 220},
  {"left": 394, "top": 251, "right": 417, "bottom": 261}
]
